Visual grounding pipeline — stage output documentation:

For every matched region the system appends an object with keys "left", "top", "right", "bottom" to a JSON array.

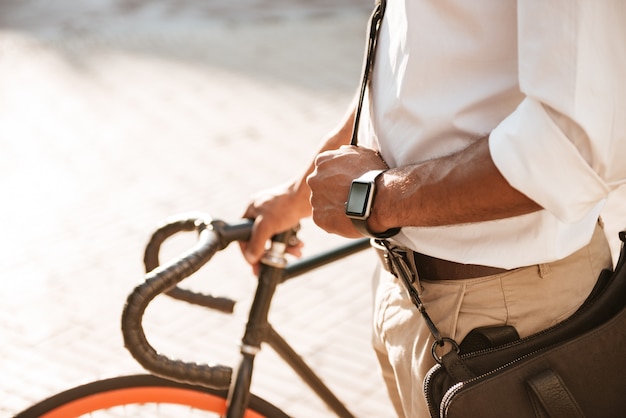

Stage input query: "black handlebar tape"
[{"left": 123, "top": 218, "right": 236, "bottom": 388}]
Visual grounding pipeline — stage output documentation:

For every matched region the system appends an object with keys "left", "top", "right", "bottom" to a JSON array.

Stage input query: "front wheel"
[{"left": 16, "top": 374, "right": 289, "bottom": 418}]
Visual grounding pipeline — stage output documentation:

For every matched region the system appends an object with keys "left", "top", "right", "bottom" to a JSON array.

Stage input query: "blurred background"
[
  {"left": 0, "top": 0, "right": 398, "bottom": 416},
  {"left": 2, "top": 1, "right": 625, "bottom": 416}
]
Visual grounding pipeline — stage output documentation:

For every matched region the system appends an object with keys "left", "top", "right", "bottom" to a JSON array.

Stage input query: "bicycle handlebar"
[
  {"left": 122, "top": 213, "right": 371, "bottom": 392},
  {"left": 121, "top": 213, "right": 253, "bottom": 389},
  {"left": 143, "top": 214, "right": 252, "bottom": 313}
]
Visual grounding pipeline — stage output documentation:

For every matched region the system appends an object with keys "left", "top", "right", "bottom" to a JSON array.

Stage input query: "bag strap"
[
  {"left": 350, "top": 0, "right": 386, "bottom": 146},
  {"left": 526, "top": 369, "right": 585, "bottom": 418},
  {"left": 377, "top": 240, "right": 461, "bottom": 360},
  {"left": 353, "top": 0, "right": 459, "bottom": 360}
]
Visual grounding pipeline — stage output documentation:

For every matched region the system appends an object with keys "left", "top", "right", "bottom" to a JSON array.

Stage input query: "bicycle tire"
[{"left": 15, "top": 374, "right": 289, "bottom": 418}]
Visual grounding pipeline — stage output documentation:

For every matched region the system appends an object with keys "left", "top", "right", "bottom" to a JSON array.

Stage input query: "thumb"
[{"left": 242, "top": 217, "right": 272, "bottom": 265}]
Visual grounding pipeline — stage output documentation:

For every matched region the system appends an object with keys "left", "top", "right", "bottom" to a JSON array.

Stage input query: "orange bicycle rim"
[{"left": 40, "top": 386, "right": 264, "bottom": 418}]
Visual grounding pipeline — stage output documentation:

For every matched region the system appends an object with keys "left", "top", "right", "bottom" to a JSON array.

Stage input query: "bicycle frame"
[
  {"left": 227, "top": 235, "right": 370, "bottom": 418},
  {"left": 121, "top": 214, "right": 372, "bottom": 418}
]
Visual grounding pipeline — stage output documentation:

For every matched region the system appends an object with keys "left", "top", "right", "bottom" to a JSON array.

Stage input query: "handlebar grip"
[{"left": 122, "top": 214, "right": 253, "bottom": 389}]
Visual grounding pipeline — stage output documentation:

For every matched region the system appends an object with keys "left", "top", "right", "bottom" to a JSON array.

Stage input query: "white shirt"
[{"left": 360, "top": 0, "right": 626, "bottom": 269}]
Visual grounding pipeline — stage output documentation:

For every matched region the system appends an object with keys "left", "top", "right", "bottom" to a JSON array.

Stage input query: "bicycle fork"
[
  {"left": 225, "top": 231, "right": 293, "bottom": 418},
  {"left": 226, "top": 229, "right": 357, "bottom": 418}
]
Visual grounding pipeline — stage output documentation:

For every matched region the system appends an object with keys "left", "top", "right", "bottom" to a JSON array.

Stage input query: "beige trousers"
[{"left": 372, "top": 224, "right": 613, "bottom": 418}]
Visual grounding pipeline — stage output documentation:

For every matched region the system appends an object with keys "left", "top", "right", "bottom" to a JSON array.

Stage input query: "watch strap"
[
  {"left": 352, "top": 219, "right": 400, "bottom": 239},
  {"left": 354, "top": 169, "right": 385, "bottom": 183},
  {"left": 349, "top": 170, "right": 400, "bottom": 239}
]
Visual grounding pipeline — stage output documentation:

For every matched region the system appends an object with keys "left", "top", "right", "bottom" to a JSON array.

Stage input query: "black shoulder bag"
[{"left": 355, "top": 2, "right": 626, "bottom": 417}]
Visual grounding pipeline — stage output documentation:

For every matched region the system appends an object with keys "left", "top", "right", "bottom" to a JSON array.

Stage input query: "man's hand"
[
  {"left": 239, "top": 100, "right": 365, "bottom": 270},
  {"left": 307, "top": 145, "right": 389, "bottom": 237},
  {"left": 240, "top": 183, "right": 310, "bottom": 272}
]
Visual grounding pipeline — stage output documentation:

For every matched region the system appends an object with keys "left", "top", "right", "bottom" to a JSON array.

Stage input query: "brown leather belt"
[{"left": 373, "top": 243, "right": 508, "bottom": 281}]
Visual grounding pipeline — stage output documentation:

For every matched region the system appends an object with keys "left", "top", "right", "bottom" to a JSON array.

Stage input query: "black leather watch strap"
[{"left": 352, "top": 219, "right": 401, "bottom": 239}]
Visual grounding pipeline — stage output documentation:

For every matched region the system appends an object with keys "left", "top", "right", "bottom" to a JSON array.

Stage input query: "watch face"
[{"left": 346, "top": 182, "right": 372, "bottom": 218}]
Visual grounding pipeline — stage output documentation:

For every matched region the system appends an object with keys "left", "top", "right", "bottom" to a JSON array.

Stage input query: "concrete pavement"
[
  {"left": 4, "top": 2, "right": 625, "bottom": 417},
  {"left": 0, "top": 0, "right": 396, "bottom": 416}
]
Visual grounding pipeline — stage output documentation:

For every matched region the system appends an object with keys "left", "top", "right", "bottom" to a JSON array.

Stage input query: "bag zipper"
[
  {"left": 439, "top": 347, "right": 546, "bottom": 417},
  {"left": 423, "top": 364, "right": 443, "bottom": 417}
]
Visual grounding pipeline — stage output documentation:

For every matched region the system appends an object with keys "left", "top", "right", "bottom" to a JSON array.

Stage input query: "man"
[{"left": 241, "top": 1, "right": 626, "bottom": 416}]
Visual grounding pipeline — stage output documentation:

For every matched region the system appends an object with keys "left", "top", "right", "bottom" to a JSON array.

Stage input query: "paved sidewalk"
[
  {"left": 4, "top": 2, "right": 625, "bottom": 417},
  {"left": 0, "top": 0, "right": 396, "bottom": 416}
]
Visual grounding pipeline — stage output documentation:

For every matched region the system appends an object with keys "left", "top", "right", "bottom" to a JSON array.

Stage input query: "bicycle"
[{"left": 16, "top": 213, "right": 373, "bottom": 417}]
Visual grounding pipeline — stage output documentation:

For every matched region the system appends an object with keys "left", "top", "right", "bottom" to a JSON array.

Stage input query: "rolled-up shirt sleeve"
[{"left": 489, "top": 0, "right": 626, "bottom": 223}]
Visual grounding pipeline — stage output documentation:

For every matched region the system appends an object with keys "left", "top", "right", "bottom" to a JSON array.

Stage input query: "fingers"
[
  {"left": 240, "top": 195, "right": 304, "bottom": 268},
  {"left": 243, "top": 215, "right": 272, "bottom": 265},
  {"left": 239, "top": 199, "right": 269, "bottom": 264},
  {"left": 239, "top": 145, "right": 386, "bottom": 268},
  {"left": 239, "top": 216, "right": 304, "bottom": 275}
]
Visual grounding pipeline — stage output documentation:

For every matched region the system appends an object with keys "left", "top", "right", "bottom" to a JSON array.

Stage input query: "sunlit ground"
[
  {"left": 0, "top": 1, "right": 397, "bottom": 416},
  {"left": 2, "top": 1, "right": 624, "bottom": 416}
]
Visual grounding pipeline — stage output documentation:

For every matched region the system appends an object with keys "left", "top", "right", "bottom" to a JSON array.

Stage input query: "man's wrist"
[
  {"left": 287, "top": 180, "right": 313, "bottom": 218},
  {"left": 345, "top": 169, "right": 400, "bottom": 238},
  {"left": 366, "top": 171, "right": 396, "bottom": 234}
]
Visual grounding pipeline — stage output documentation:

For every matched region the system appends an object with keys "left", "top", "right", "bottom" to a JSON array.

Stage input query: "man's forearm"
[{"left": 369, "top": 136, "right": 542, "bottom": 232}]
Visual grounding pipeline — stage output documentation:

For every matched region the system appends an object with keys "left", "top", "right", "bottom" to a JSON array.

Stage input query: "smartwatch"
[{"left": 345, "top": 169, "right": 400, "bottom": 238}]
